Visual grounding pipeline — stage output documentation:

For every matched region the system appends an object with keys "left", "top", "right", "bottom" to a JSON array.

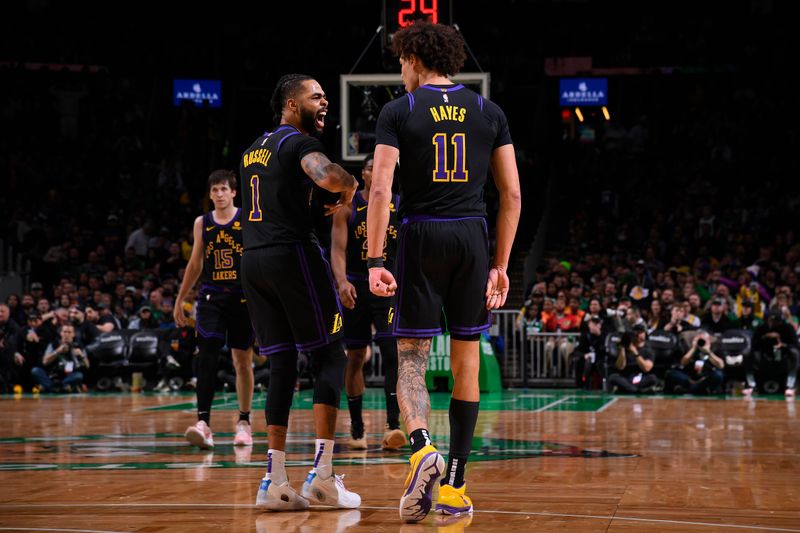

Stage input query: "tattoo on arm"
[
  {"left": 397, "top": 338, "right": 432, "bottom": 429},
  {"left": 301, "top": 152, "right": 333, "bottom": 185}
]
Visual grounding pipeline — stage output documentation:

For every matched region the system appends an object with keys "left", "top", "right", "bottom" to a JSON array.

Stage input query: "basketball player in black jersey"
[
  {"left": 174, "top": 170, "right": 255, "bottom": 450},
  {"left": 240, "top": 74, "right": 360, "bottom": 511},
  {"left": 331, "top": 153, "right": 406, "bottom": 451},
  {"left": 367, "top": 22, "right": 522, "bottom": 522}
]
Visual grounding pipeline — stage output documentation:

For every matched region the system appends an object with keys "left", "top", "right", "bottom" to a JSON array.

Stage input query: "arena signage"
[
  {"left": 559, "top": 78, "right": 607, "bottom": 106},
  {"left": 173, "top": 79, "right": 222, "bottom": 108}
]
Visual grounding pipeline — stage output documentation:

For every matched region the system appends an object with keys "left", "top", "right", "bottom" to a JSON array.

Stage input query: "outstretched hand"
[{"left": 485, "top": 267, "right": 509, "bottom": 309}]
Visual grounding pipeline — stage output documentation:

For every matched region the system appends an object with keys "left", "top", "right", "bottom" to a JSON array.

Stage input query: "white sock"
[
  {"left": 313, "top": 439, "right": 334, "bottom": 479},
  {"left": 266, "top": 449, "right": 287, "bottom": 484}
]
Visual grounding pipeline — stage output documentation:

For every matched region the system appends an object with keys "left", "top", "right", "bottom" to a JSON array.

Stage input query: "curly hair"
[
  {"left": 270, "top": 73, "right": 313, "bottom": 125},
  {"left": 391, "top": 21, "right": 466, "bottom": 77}
]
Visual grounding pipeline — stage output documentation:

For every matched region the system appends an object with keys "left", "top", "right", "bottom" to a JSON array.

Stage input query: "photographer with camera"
[
  {"left": 31, "top": 323, "right": 89, "bottom": 393},
  {"left": 665, "top": 330, "right": 724, "bottom": 395},
  {"left": 608, "top": 324, "right": 660, "bottom": 393}
]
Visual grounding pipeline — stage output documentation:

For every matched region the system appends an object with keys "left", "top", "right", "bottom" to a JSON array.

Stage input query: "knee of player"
[
  {"left": 346, "top": 347, "right": 369, "bottom": 365},
  {"left": 311, "top": 342, "right": 347, "bottom": 406}
]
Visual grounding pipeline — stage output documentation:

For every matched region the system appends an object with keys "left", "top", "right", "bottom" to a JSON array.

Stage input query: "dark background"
[{"left": 0, "top": 0, "right": 794, "bottom": 296}]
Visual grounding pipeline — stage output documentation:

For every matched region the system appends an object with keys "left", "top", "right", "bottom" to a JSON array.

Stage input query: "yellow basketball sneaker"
[
  {"left": 399, "top": 445, "right": 445, "bottom": 522},
  {"left": 436, "top": 483, "right": 473, "bottom": 516}
]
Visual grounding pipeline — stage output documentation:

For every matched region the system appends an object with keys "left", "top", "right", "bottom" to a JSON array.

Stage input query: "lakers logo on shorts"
[
  {"left": 331, "top": 312, "right": 343, "bottom": 334},
  {"left": 387, "top": 307, "right": 395, "bottom": 325}
]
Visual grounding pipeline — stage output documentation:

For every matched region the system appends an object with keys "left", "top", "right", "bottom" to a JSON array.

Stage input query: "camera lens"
[{"left": 697, "top": 338, "right": 706, "bottom": 347}]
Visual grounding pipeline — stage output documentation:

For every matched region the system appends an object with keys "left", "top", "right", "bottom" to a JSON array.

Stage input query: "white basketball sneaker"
[
  {"left": 233, "top": 420, "right": 253, "bottom": 446},
  {"left": 301, "top": 469, "right": 361, "bottom": 508},
  {"left": 256, "top": 476, "right": 310, "bottom": 511},
  {"left": 184, "top": 420, "right": 214, "bottom": 449}
]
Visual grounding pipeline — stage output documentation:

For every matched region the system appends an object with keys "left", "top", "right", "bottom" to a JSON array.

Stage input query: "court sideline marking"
[
  {"left": 1, "top": 503, "right": 798, "bottom": 532},
  {"left": 532, "top": 396, "right": 572, "bottom": 412}
]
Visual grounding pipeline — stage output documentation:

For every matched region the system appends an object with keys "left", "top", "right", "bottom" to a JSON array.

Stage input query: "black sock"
[
  {"left": 409, "top": 428, "right": 432, "bottom": 453},
  {"left": 377, "top": 337, "right": 401, "bottom": 429},
  {"left": 347, "top": 395, "right": 364, "bottom": 438},
  {"left": 442, "top": 398, "right": 479, "bottom": 488},
  {"left": 385, "top": 395, "right": 401, "bottom": 430},
  {"left": 239, "top": 411, "right": 250, "bottom": 424},
  {"left": 196, "top": 338, "right": 222, "bottom": 426}
]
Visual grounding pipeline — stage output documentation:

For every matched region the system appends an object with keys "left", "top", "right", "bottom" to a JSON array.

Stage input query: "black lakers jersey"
[
  {"left": 346, "top": 192, "right": 400, "bottom": 277},
  {"left": 240, "top": 125, "right": 327, "bottom": 248},
  {"left": 200, "top": 208, "right": 244, "bottom": 290},
  {"left": 374, "top": 84, "right": 512, "bottom": 218}
]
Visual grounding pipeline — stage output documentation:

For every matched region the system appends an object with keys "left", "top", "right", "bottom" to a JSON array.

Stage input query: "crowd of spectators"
[
  {"left": 514, "top": 34, "right": 799, "bottom": 395},
  {"left": 1, "top": 1, "right": 793, "bottom": 396}
]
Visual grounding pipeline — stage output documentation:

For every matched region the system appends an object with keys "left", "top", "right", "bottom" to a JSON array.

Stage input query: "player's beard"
[{"left": 300, "top": 106, "right": 322, "bottom": 138}]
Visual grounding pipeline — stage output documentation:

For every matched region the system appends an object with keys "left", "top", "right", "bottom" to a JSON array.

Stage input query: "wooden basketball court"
[{"left": 1, "top": 389, "right": 799, "bottom": 532}]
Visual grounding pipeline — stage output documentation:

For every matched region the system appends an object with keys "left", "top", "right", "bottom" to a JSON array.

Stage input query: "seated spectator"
[
  {"left": 686, "top": 291, "right": 701, "bottom": 314},
  {"left": 96, "top": 302, "right": 121, "bottom": 331},
  {"left": 158, "top": 299, "right": 176, "bottom": 330},
  {"left": 646, "top": 299, "right": 668, "bottom": 333},
  {"left": 0, "top": 304, "right": 25, "bottom": 392},
  {"left": 568, "top": 296, "right": 585, "bottom": 324},
  {"left": 19, "top": 294, "right": 36, "bottom": 320},
  {"left": 571, "top": 315, "right": 607, "bottom": 389},
  {"left": 665, "top": 330, "right": 725, "bottom": 395},
  {"left": 625, "top": 306, "right": 646, "bottom": 332},
  {"left": 544, "top": 295, "right": 579, "bottom": 376},
  {"left": 663, "top": 304, "right": 696, "bottom": 334},
  {"left": 744, "top": 309, "right": 799, "bottom": 397},
  {"left": 659, "top": 288, "right": 676, "bottom": 312},
  {"left": 681, "top": 299, "right": 702, "bottom": 328},
  {"left": 6, "top": 294, "right": 27, "bottom": 326},
  {"left": 737, "top": 300, "right": 763, "bottom": 331},
  {"left": 581, "top": 297, "right": 612, "bottom": 333},
  {"left": 519, "top": 302, "right": 544, "bottom": 336},
  {"left": 128, "top": 306, "right": 158, "bottom": 330},
  {"left": 32, "top": 323, "right": 89, "bottom": 393},
  {"left": 769, "top": 289, "right": 799, "bottom": 330},
  {"left": 608, "top": 325, "right": 660, "bottom": 393},
  {"left": 29, "top": 282, "right": 46, "bottom": 304},
  {"left": 701, "top": 297, "right": 738, "bottom": 334}
]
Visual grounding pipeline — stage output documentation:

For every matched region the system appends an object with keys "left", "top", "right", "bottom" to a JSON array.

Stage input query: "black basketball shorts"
[
  {"left": 241, "top": 243, "right": 344, "bottom": 355},
  {"left": 342, "top": 276, "right": 395, "bottom": 349},
  {"left": 392, "top": 216, "right": 490, "bottom": 338},
  {"left": 195, "top": 289, "right": 254, "bottom": 351}
]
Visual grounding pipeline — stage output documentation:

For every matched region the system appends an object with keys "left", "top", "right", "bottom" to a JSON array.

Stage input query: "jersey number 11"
[{"left": 432, "top": 133, "right": 469, "bottom": 183}]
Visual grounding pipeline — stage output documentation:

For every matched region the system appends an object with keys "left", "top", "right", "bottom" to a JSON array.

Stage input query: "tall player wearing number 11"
[{"left": 367, "top": 21, "right": 521, "bottom": 522}]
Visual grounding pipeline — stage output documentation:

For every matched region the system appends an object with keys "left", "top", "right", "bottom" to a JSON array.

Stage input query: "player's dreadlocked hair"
[
  {"left": 270, "top": 73, "right": 313, "bottom": 125},
  {"left": 391, "top": 21, "right": 466, "bottom": 77}
]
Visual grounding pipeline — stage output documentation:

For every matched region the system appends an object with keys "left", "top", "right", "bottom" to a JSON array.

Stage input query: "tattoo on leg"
[{"left": 397, "top": 338, "right": 432, "bottom": 430}]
